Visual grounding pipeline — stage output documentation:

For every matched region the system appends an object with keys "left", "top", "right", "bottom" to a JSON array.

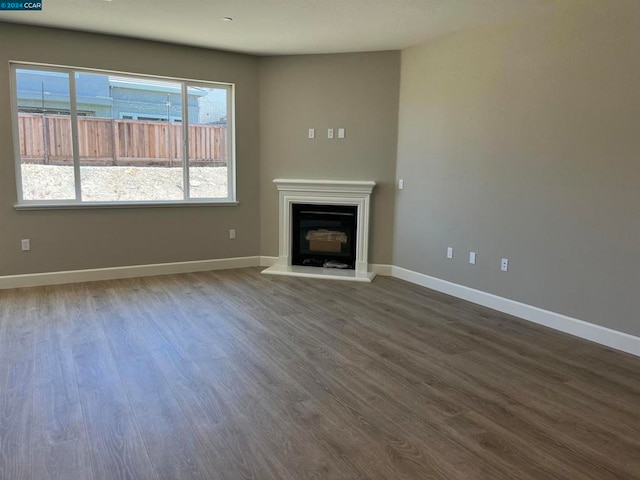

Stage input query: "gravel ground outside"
[{"left": 21, "top": 165, "right": 228, "bottom": 201}]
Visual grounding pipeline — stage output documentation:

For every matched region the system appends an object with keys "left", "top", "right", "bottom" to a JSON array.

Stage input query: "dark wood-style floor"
[{"left": 1, "top": 267, "right": 639, "bottom": 480}]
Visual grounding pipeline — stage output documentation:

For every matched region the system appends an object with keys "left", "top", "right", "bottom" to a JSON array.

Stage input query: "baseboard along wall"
[
  {"left": 0, "top": 256, "right": 637, "bottom": 357},
  {"left": 0, "top": 256, "right": 262, "bottom": 290}
]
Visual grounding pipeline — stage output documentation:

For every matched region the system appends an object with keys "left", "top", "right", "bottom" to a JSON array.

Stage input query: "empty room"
[{"left": 1, "top": 0, "right": 639, "bottom": 479}]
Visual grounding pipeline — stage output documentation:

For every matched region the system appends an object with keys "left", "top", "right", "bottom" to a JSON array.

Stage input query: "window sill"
[{"left": 14, "top": 200, "right": 239, "bottom": 211}]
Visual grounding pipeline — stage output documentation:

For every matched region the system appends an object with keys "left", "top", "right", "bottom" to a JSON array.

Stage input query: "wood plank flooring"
[{"left": 1, "top": 267, "right": 639, "bottom": 479}]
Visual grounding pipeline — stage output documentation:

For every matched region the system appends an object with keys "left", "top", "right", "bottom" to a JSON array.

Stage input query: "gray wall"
[
  {"left": 259, "top": 52, "right": 400, "bottom": 264},
  {"left": 394, "top": 1, "right": 640, "bottom": 336},
  {"left": 3, "top": 3, "right": 638, "bottom": 341},
  {"left": 0, "top": 23, "right": 260, "bottom": 275}
]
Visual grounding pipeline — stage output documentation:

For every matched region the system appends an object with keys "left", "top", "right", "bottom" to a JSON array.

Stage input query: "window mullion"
[
  {"left": 10, "top": 64, "right": 25, "bottom": 204},
  {"left": 227, "top": 85, "right": 235, "bottom": 202},
  {"left": 68, "top": 71, "right": 82, "bottom": 202},
  {"left": 182, "top": 82, "right": 190, "bottom": 200}
]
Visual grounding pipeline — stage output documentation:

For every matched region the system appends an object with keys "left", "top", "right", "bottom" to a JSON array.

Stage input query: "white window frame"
[{"left": 10, "top": 62, "right": 237, "bottom": 209}]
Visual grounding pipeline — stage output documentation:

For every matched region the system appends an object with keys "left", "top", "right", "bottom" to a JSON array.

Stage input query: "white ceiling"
[{"left": 0, "top": 0, "right": 560, "bottom": 56}]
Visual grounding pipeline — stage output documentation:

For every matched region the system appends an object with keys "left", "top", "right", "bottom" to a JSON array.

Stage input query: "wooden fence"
[{"left": 18, "top": 113, "right": 227, "bottom": 167}]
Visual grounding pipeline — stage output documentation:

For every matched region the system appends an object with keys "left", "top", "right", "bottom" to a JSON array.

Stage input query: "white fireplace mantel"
[{"left": 262, "top": 179, "right": 377, "bottom": 282}]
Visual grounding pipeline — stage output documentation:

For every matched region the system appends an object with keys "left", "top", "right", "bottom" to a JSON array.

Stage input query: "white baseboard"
[
  {"left": 2, "top": 256, "right": 637, "bottom": 357},
  {"left": 0, "top": 256, "right": 262, "bottom": 290},
  {"left": 0, "top": 256, "right": 382, "bottom": 290},
  {"left": 391, "top": 266, "right": 640, "bottom": 358}
]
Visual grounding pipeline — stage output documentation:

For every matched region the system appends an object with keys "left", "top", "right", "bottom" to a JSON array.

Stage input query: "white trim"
[
  {"left": 227, "top": 84, "right": 236, "bottom": 202},
  {"left": 10, "top": 64, "right": 24, "bottom": 204},
  {"left": 11, "top": 62, "right": 237, "bottom": 206},
  {"left": 14, "top": 201, "right": 240, "bottom": 210},
  {"left": 0, "top": 256, "right": 261, "bottom": 290},
  {"left": 272, "top": 179, "right": 376, "bottom": 193},
  {"left": 262, "top": 258, "right": 389, "bottom": 282},
  {"left": 391, "top": 266, "right": 640, "bottom": 358},
  {"left": 69, "top": 71, "right": 82, "bottom": 201},
  {"left": 262, "top": 264, "right": 375, "bottom": 282},
  {"left": 181, "top": 83, "right": 190, "bottom": 200},
  {"left": 1, "top": 255, "right": 637, "bottom": 357},
  {"left": 11, "top": 61, "right": 234, "bottom": 97},
  {"left": 264, "top": 178, "right": 376, "bottom": 279}
]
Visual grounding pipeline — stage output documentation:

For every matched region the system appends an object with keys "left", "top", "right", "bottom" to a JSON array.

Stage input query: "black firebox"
[{"left": 291, "top": 203, "right": 357, "bottom": 269}]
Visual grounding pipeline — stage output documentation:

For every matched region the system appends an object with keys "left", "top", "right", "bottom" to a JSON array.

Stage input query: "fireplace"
[
  {"left": 262, "top": 179, "right": 376, "bottom": 282},
  {"left": 291, "top": 203, "right": 357, "bottom": 269}
]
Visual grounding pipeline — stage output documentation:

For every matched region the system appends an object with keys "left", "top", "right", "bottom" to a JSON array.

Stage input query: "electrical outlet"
[
  {"left": 327, "top": 128, "right": 334, "bottom": 139},
  {"left": 308, "top": 128, "right": 315, "bottom": 139},
  {"left": 21, "top": 239, "right": 30, "bottom": 251},
  {"left": 501, "top": 258, "right": 509, "bottom": 272},
  {"left": 447, "top": 247, "right": 453, "bottom": 259},
  {"left": 469, "top": 251, "right": 476, "bottom": 264},
  {"left": 398, "top": 179, "right": 404, "bottom": 190},
  {"left": 229, "top": 229, "right": 236, "bottom": 239}
]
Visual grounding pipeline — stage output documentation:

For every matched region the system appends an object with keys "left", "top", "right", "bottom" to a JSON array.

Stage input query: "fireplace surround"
[{"left": 262, "top": 179, "right": 376, "bottom": 282}]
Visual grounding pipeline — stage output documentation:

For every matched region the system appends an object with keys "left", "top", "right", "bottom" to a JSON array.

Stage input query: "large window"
[{"left": 11, "top": 63, "right": 235, "bottom": 206}]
